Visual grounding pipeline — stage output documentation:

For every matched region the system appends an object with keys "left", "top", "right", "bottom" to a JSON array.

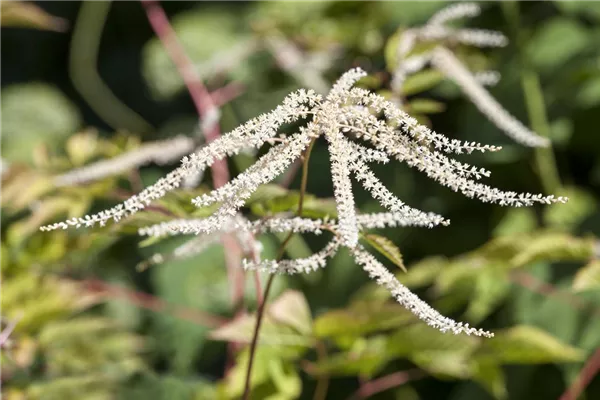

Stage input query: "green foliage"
[
  {"left": 4, "top": 2, "right": 600, "bottom": 399},
  {"left": 0, "top": 1, "right": 66, "bottom": 31},
  {"left": 361, "top": 233, "right": 407, "bottom": 272},
  {"left": 1, "top": 83, "right": 81, "bottom": 163},
  {"left": 142, "top": 8, "right": 253, "bottom": 100},
  {"left": 526, "top": 18, "right": 591, "bottom": 71}
]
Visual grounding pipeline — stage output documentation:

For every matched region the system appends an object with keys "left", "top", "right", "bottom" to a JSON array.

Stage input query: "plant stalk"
[{"left": 242, "top": 138, "right": 317, "bottom": 399}]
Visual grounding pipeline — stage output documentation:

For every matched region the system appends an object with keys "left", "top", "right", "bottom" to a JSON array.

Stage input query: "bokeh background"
[{"left": 2, "top": 1, "right": 600, "bottom": 399}]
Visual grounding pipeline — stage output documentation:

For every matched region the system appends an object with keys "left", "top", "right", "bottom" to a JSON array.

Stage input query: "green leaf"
[
  {"left": 361, "top": 234, "right": 406, "bottom": 272},
  {"left": 476, "top": 325, "right": 584, "bottom": 364},
  {"left": 313, "top": 304, "right": 413, "bottom": 339},
  {"left": 543, "top": 187, "right": 596, "bottom": 231},
  {"left": 142, "top": 8, "right": 252, "bottom": 100},
  {"left": 401, "top": 69, "right": 445, "bottom": 96},
  {"left": 526, "top": 19, "right": 590, "bottom": 71},
  {"left": 577, "top": 76, "right": 600, "bottom": 108},
  {"left": 572, "top": 260, "right": 600, "bottom": 292},
  {"left": 398, "top": 256, "right": 447, "bottom": 288},
  {"left": 510, "top": 233, "right": 596, "bottom": 268},
  {"left": 555, "top": 1, "right": 600, "bottom": 21},
  {"left": 220, "top": 347, "right": 302, "bottom": 399},
  {"left": 470, "top": 361, "right": 507, "bottom": 400},
  {"left": 387, "top": 323, "right": 478, "bottom": 358},
  {"left": 493, "top": 208, "right": 537, "bottom": 238},
  {"left": 210, "top": 314, "right": 312, "bottom": 347},
  {"left": 1, "top": 1, "right": 67, "bottom": 31},
  {"left": 268, "top": 290, "right": 313, "bottom": 336},
  {"left": 407, "top": 98, "right": 446, "bottom": 114},
  {"left": 464, "top": 267, "right": 511, "bottom": 324},
  {"left": 310, "top": 336, "right": 390, "bottom": 377},
  {"left": 1, "top": 83, "right": 82, "bottom": 162}
]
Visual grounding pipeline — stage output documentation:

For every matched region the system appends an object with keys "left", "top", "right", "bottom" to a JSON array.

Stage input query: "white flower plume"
[
  {"left": 42, "top": 67, "right": 567, "bottom": 338},
  {"left": 54, "top": 135, "right": 197, "bottom": 187},
  {"left": 390, "top": 2, "right": 548, "bottom": 148}
]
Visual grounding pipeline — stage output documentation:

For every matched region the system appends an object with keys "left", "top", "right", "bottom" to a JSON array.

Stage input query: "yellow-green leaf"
[
  {"left": 268, "top": 290, "right": 312, "bottom": 336},
  {"left": 407, "top": 98, "right": 446, "bottom": 114},
  {"left": 510, "top": 233, "right": 596, "bottom": 268},
  {"left": 401, "top": 69, "right": 445, "bottom": 96},
  {"left": 476, "top": 325, "right": 584, "bottom": 364},
  {"left": 361, "top": 234, "right": 406, "bottom": 272},
  {"left": 1, "top": 1, "right": 67, "bottom": 31},
  {"left": 572, "top": 259, "right": 600, "bottom": 292}
]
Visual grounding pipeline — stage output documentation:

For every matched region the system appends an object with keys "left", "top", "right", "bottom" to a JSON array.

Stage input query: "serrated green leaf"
[
  {"left": 362, "top": 234, "right": 406, "bottom": 272},
  {"left": 476, "top": 325, "right": 584, "bottom": 364},
  {"left": 572, "top": 260, "right": 600, "bottom": 292}
]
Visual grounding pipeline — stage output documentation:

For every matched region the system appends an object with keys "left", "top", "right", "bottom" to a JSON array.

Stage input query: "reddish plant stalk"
[
  {"left": 347, "top": 370, "right": 424, "bottom": 400},
  {"left": 82, "top": 279, "right": 227, "bottom": 328},
  {"left": 560, "top": 348, "right": 600, "bottom": 400},
  {"left": 140, "top": 0, "right": 251, "bottom": 308}
]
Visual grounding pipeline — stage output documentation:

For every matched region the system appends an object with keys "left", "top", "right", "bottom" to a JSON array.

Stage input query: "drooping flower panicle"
[
  {"left": 390, "top": 2, "right": 548, "bottom": 148},
  {"left": 42, "top": 67, "right": 567, "bottom": 338}
]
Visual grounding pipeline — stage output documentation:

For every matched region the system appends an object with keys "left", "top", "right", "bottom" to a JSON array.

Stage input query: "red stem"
[
  {"left": 140, "top": 0, "right": 247, "bottom": 309},
  {"left": 82, "top": 279, "right": 227, "bottom": 328},
  {"left": 346, "top": 370, "right": 424, "bottom": 400},
  {"left": 140, "top": 0, "right": 228, "bottom": 187},
  {"left": 560, "top": 347, "right": 600, "bottom": 400}
]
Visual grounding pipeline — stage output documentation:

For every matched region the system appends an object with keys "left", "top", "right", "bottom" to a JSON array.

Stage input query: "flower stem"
[
  {"left": 521, "top": 70, "right": 562, "bottom": 194},
  {"left": 502, "top": 2, "right": 561, "bottom": 194},
  {"left": 242, "top": 138, "right": 317, "bottom": 399}
]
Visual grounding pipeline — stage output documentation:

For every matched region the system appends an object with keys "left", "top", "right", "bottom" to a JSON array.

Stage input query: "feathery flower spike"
[{"left": 42, "top": 67, "right": 567, "bottom": 339}]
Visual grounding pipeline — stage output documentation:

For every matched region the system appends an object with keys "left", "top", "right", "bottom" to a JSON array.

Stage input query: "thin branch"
[
  {"left": 509, "top": 271, "right": 600, "bottom": 316},
  {"left": 140, "top": 0, "right": 244, "bottom": 311},
  {"left": 242, "top": 138, "right": 317, "bottom": 399},
  {"left": 560, "top": 347, "right": 600, "bottom": 400},
  {"left": 210, "top": 81, "right": 246, "bottom": 108},
  {"left": 140, "top": 0, "right": 229, "bottom": 186},
  {"left": 346, "top": 369, "right": 425, "bottom": 400},
  {"left": 82, "top": 279, "right": 227, "bottom": 328},
  {"left": 70, "top": 0, "right": 153, "bottom": 132},
  {"left": 312, "top": 340, "right": 330, "bottom": 400}
]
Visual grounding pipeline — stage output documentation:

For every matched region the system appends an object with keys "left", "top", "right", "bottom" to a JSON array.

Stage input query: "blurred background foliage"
[{"left": 2, "top": 1, "right": 600, "bottom": 399}]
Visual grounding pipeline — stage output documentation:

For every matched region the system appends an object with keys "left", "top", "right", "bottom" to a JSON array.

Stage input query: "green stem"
[
  {"left": 70, "top": 1, "right": 152, "bottom": 132},
  {"left": 502, "top": 2, "right": 562, "bottom": 194},
  {"left": 312, "top": 340, "right": 330, "bottom": 400},
  {"left": 521, "top": 70, "right": 562, "bottom": 194},
  {"left": 242, "top": 137, "right": 317, "bottom": 400}
]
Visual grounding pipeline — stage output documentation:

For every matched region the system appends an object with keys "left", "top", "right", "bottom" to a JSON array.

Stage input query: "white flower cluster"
[
  {"left": 431, "top": 47, "right": 549, "bottom": 147},
  {"left": 40, "top": 89, "right": 320, "bottom": 231},
  {"left": 54, "top": 135, "right": 197, "bottom": 187},
  {"left": 352, "top": 246, "right": 493, "bottom": 337},
  {"left": 390, "top": 2, "right": 549, "bottom": 148},
  {"left": 42, "top": 67, "right": 567, "bottom": 337}
]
